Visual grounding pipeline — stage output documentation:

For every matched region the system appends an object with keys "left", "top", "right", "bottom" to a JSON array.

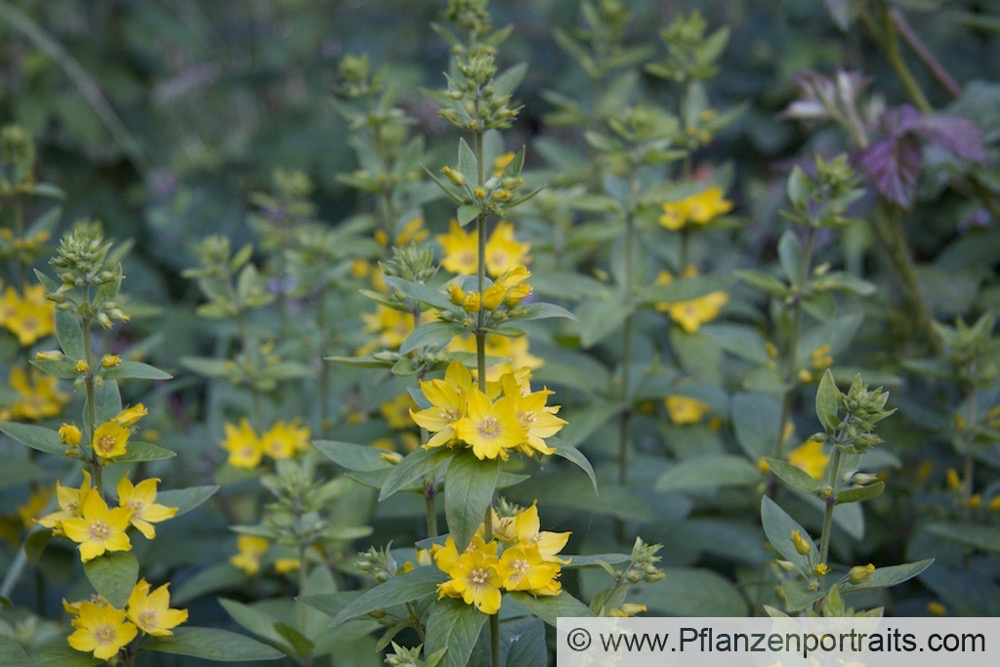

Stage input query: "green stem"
[
  {"left": 80, "top": 283, "right": 104, "bottom": 497},
  {"left": 617, "top": 164, "right": 640, "bottom": 488},
  {"left": 874, "top": 1, "right": 932, "bottom": 113},
  {"left": 814, "top": 446, "right": 843, "bottom": 611},
  {"left": 316, "top": 288, "right": 329, "bottom": 434},
  {"left": 297, "top": 543, "right": 308, "bottom": 632},
  {"left": 425, "top": 481, "right": 438, "bottom": 537}
]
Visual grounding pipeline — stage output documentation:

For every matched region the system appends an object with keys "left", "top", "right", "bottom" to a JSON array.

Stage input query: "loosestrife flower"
[
  {"left": 654, "top": 270, "right": 728, "bottom": 334},
  {"left": 437, "top": 220, "right": 478, "bottom": 275},
  {"left": 37, "top": 471, "right": 94, "bottom": 535},
  {"left": 62, "top": 491, "right": 133, "bottom": 562},
  {"left": 221, "top": 418, "right": 263, "bottom": 469},
  {"left": 658, "top": 186, "right": 732, "bottom": 231},
  {"left": 665, "top": 395, "right": 711, "bottom": 425},
  {"left": 92, "top": 420, "right": 130, "bottom": 460},
  {"left": 230, "top": 535, "right": 269, "bottom": 575},
  {"left": 66, "top": 601, "right": 137, "bottom": 660},
  {"left": 1, "top": 366, "right": 69, "bottom": 421},
  {"left": 0, "top": 284, "right": 56, "bottom": 346},
  {"left": 15, "top": 485, "right": 52, "bottom": 530},
  {"left": 117, "top": 476, "right": 178, "bottom": 539},
  {"left": 453, "top": 387, "right": 526, "bottom": 460},
  {"left": 380, "top": 394, "right": 419, "bottom": 430},
  {"left": 410, "top": 361, "right": 473, "bottom": 448},
  {"left": 789, "top": 441, "right": 829, "bottom": 479},
  {"left": 126, "top": 579, "right": 188, "bottom": 637},
  {"left": 437, "top": 219, "right": 531, "bottom": 277},
  {"left": 448, "top": 333, "right": 543, "bottom": 382},
  {"left": 260, "top": 420, "right": 311, "bottom": 459},
  {"left": 502, "top": 373, "right": 565, "bottom": 457}
]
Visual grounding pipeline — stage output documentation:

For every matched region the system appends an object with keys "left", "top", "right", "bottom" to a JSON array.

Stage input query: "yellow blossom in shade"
[
  {"left": 102, "top": 354, "right": 122, "bottom": 369},
  {"left": 380, "top": 451, "right": 403, "bottom": 464},
  {"left": 453, "top": 387, "right": 526, "bottom": 460},
  {"left": 358, "top": 305, "right": 418, "bottom": 355},
  {"left": 66, "top": 601, "right": 138, "bottom": 660},
  {"left": 0, "top": 287, "right": 19, "bottom": 325},
  {"left": 658, "top": 186, "right": 732, "bottom": 231},
  {"left": 117, "top": 476, "right": 177, "bottom": 540},
  {"left": 396, "top": 217, "right": 429, "bottom": 245},
  {"left": 260, "top": 420, "right": 310, "bottom": 459},
  {"left": 788, "top": 441, "right": 829, "bottom": 480},
  {"left": 927, "top": 601, "right": 947, "bottom": 617},
  {"left": 848, "top": 563, "right": 875, "bottom": 583},
  {"left": 493, "top": 151, "right": 516, "bottom": 177},
  {"left": 92, "top": 421, "right": 130, "bottom": 460},
  {"left": 221, "top": 418, "right": 263, "bottom": 469},
  {"left": 230, "top": 536, "right": 269, "bottom": 575},
  {"left": 126, "top": 579, "right": 187, "bottom": 637},
  {"left": 413, "top": 361, "right": 473, "bottom": 449},
  {"left": 945, "top": 468, "right": 961, "bottom": 491},
  {"left": 437, "top": 219, "right": 479, "bottom": 275},
  {"left": 3, "top": 285, "right": 56, "bottom": 347},
  {"left": 114, "top": 403, "right": 147, "bottom": 427},
  {"left": 350, "top": 257, "right": 372, "bottom": 281},
  {"left": 61, "top": 491, "right": 133, "bottom": 562},
  {"left": 60, "top": 423, "right": 82, "bottom": 446},
  {"left": 989, "top": 496, "right": 1000, "bottom": 513},
  {"left": 653, "top": 270, "right": 728, "bottom": 333},
  {"left": 381, "top": 394, "right": 419, "bottom": 430},
  {"left": 6, "top": 366, "right": 69, "bottom": 421},
  {"left": 16, "top": 485, "right": 53, "bottom": 530},
  {"left": 757, "top": 457, "right": 771, "bottom": 474},
  {"left": 484, "top": 221, "right": 530, "bottom": 277},
  {"left": 791, "top": 530, "right": 811, "bottom": 555},
  {"left": 500, "top": 372, "right": 565, "bottom": 456},
  {"left": 74, "top": 359, "right": 90, "bottom": 374},
  {"left": 443, "top": 542, "right": 502, "bottom": 614},
  {"left": 38, "top": 471, "right": 94, "bottom": 534},
  {"left": 810, "top": 343, "right": 833, "bottom": 370},
  {"left": 448, "top": 334, "right": 544, "bottom": 383},
  {"left": 511, "top": 502, "right": 571, "bottom": 563},
  {"left": 814, "top": 563, "right": 830, "bottom": 576},
  {"left": 665, "top": 395, "right": 710, "bottom": 425},
  {"left": 274, "top": 558, "right": 301, "bottom": 573},
  {"left": 497, "top": 543, "right": 561, "bottom": 594}
]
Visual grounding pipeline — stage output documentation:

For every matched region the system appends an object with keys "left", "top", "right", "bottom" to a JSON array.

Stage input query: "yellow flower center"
[
  {"left": 139, "top": 609, "right": 157, "bottom": 627},
  {"left": 20, "top": 316, "right": 39, "bottom": 332},
  {"left": 470, "top": 567, "right": 489, "bottom": 585},
  {"left": 241, "top": 445, "right": 256, "bottom": 459},
  {"left": 95, "top": 624, "right": 116, "bottom": 644},
  {"left": 97, "top": 435, "right": 116, "bottom": 453},
  {"left": 460, "top": 250, "right": 475, "bottom": 267},
  {"left": 441, "top": 407, "right": 460, "bottom": 421},
  {"left": 91, "top": 520, "right": 110, "bottom": 539},
  {"left": 478, "top": 417, "right": 499, "bottom": 438},
  {"left": 127, "top": 499, "right": 145, "bottom": 513}
]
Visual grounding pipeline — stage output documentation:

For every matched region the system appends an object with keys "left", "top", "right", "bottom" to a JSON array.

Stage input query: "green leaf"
[
  {"left": 836, "top": 482, "right": 885, "bottom": 504},
  {"left": 778, "top": 230, "right": 803, "bottom": 286},
  {"left": 457, "top": 138, "right": 478, "bottom": 183},
  {"left": 423, "top": 598, "right": 487, "bottom": 667},
  {"left": 274, "top": 622, "right": 314, "bottom": 660},
  {"left": 781, "top": 579, "right": 827, "bottom": 612},
  {"left": 928, "top": 523, "right": 1000, "bottom": 553},
  {"left": 93, "top": 380, "right": 122, "bottom": 424},
  {"left": 400, "top": 321, "right": 465, "bottom": 354},
  {"left": 549, "top": 437, "right": 597, "bottom": 492},
  {"left": 111, "top": 441, "right": 176, "bottom": 463},
  {"left": 638, "top": 275, "right": 734, "bottom": 305},
  {"left": 507, "top": 591, "right": 593, "bottom": 626},
  {"left": 383, "top": 276, "right": 454, "bottom": 312},
  {"left": 142, "top": 627, "right": 285, "bottom": 661},
  {"left": 314, "top": 440, "right": 390, "bottom": 472},
  {"left": 83, "top": 552, "right": 139, "bottom": 608},
  {"left": 760, "top": 496, "right": 815, "bottom": 577},
  {"left": 815, "top": 368, "right": 841, "bottom": 433},
  {"left": 102, "top": 361, "right": 172, "bottom": 381},
  {"left": 507, "top": 302, "right": 577, "bottom": 322},
  {"left": 25, "top": 528, "right": 53, "bottom": 567},
  {"left": 813, "top": 271, "right": 877, "bottom": 296},
  {"left": 839, "top": 559, "right": 934, "bottom": 593},
  {"left": 559, "top": 553, "right": 631, "bottom": 568},
  {"left": 55, "top": 310, "right": 85, "bottom": 360},
  {"left": 30, "top": 358, "right": 77, "bottom": 379},
  {"left": 731, "top": 393, "right": 782, "bottom": 460},
  {"left": 172, "top": 563, "right": 246, "bottom": 605},
  {"left": 628, "top": 568, "right": 749, "bottom": 616},
  {"left": 0, "top": 422, "right": 64, "bottom": 455},
  {"left": 379, "top": 447, "right": 452, "bottom": 500},
  {"left": 0, "top": 458, "right": 44, "bottom": 489},
  {"left": 575, "top": 298, "right": 632, "bottom": 348},
  {"left": 30, "top": 641, "right": 101, "bottom": 666},
  {"left": 0, "top": 635, "right": 29, "bottom": 664},
  {"left": 655, "top": 455, "right": 760, "bottom": 491},
  {"left": 457, "top": 205, "right": 480, "bottom": 226},
  {"left": 155, "top": 485, "right": 219, "bottom": 517},
  {"left": 764, "top": 458, "right": 821, "bottom": 495},
  {"left": 330, "top": 567, "right": 448, "bottom": 625},
  {"left": 494, "top": 62, "right": 527, "bottom": 97},
  {"left": 219, "top": 599, "right": 293, "bottom": 656},
  {"left": 734, "top": 269, "right": 790, "bottom": 297},
  {"left": 444, "top": 451, "right": 499, "bottom": 552}
]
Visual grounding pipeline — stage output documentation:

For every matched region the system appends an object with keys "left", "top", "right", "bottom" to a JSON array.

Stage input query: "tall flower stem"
[
  {"left": 80, "top": 283, "right": 103, "bottom": 497},
  {"left": 814, "top": 446, "right": 843, "bottom": 612},
  {"left": 617, "top": 163, "right": 640, "bottom": 488}
]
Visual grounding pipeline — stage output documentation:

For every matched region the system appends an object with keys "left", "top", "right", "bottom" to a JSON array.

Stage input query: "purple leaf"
[
  {"left": 855, "top": 135, "right": 922, "bottom": 209},
  {"left": 881, "top": 104, "right": 923, "bottom": 137},
  {"left": 915, "top": 114, "right": 988, "bottom": 163}
]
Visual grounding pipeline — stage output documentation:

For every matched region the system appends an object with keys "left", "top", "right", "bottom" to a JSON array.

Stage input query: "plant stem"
[
  {"left": 297, "top": 543, "right": 308, "bottom": 631},
  {"left": 814, "top": 446, "right": 843, "bottom": 611},
  {"left": 617, "top": 163, "right": 640, "bottom": 488},
  {"left": 316, "top": 288, "right": 329, "bottom": 434},
  {"left": 425, "top": 481, "right": 438, "bottom": 537},
  {"left": 875, "top": 1, "right": 932, "bottom": 113},
  {"left": 890, "top": 8, "right": 961, "bottom": 98},
  {"left": 80, "top": 284, "right": 103, "bottom": 497}
]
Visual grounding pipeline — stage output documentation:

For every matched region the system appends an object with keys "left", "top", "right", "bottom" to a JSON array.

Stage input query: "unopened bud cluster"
[
  {"left": 381, "top": 244, "right": 438, "bottom": 284},
  {"left": 623, "top": 537, "right": 666, "bottom": 584},
  {"left": 47, "top": 224, "right": 131, "bottom": 328},
  {"left": 356, "top": 544, "right": 399, "bottom": 584},
  {"left": 0, "top": 124, "right": 36, "bottom": 193}
]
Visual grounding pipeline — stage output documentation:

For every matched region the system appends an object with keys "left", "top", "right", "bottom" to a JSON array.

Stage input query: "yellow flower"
[
  {"left": 230, "top": 535, "right": 269, "bottom": 575},
  {"left": 945, "top": 468, "right": 962, "bottom": 491},
  {"left": 126, "top": 579, "right": 188, "bottom": 637},
  {"left": 221, "top": 418, "right": 263, "bottom": 469},
  {"left": 60, "top": 423, "right": 82, "bottom": 446},
  {"left": 989, "top": 496, "right": 1000, "bottom": 513},
  {"left": 658, "top": 186, "right": 732, "bottom": 231},
  {"left": 612, "top": 604, "right": 648, "bottom": 617},
  {"left": 665, "top": 395, "right": 710, "bottom": 425},
  {"left": 102, "top": 354, "right": 122, "bottom": 369},
  {"left": 358, "top": 305, "right": 418, "bottom": 355},
  {"left": 274, "top": 558, "right": 301, "bottom": 573},
  {"left": 396, "top": 217, "right": 429, "bottom": 245},
  {"left": 497, "top": 543, "right": 561, "bottom": 594},
  {"left": 66, "top": 600, "right": 137, "bottom": 660},
  {"left": 117, "top": 476, "right": 177, "bottom": 540},
  {"left": 381, "top": 394, "right": 418, "bottom": 430},
  {"left": 92, "top": 420, "right": 130, "bottom": 460},
  {"left": 1, "top": 285, "right": 56, "bottom": 347},
  {"left": 453, "top": 387, "right": 526, "bottom": 460},
  {"left": 788, "top": 441, "right": 829, "bottom": 480},
  {"left": 114, "top": 403, "right": 148, "bottom": 427},
  {"left": 62, "top": 491, "right": 133, "bottom": 562},
  {"left": 810, "top": 343, "right": 833, "bottom": 370},
  {"left": 38, "top": 471, "right": 93, "bottom": 535},
  {"left": 442, "top": 541, "right": 502, "bottom": 614},
  {"left": 262, "top": 419, "right": 311, "bottom": 458},
  {"left": 814, "top": 563, "right": 829, "bottom": 576},
  {"left": 380, "top": 451, "right": 403, "bottom": 464},
  {"left": 500, "top": 372, "right": 564, "bottom": 457},
  {"left": 493, "top": 151, "right": 516, "bottom": 177},
  {"left": 484, "top": 221, "right": 530, "bottom": 277},
  {"left": 448, "top": 334, "right": 544, "bottom": 383},
  {"left": 34, "top": 350, "right": 63, "bottom": 361},
  {"left": 437, "top": 219, "right": 479, "bottom": 275},
  {"left": 510, "top": 502, "right": 570, "bottom": 563},
  {"left": 16, "top": 485, "right": 52, "bottom": 530},
  {"left": 412, "top": 361, "right": 472, "bottom": 449},
  {"left": 5, "top": 366, "right": 69, "bottom": 421}
]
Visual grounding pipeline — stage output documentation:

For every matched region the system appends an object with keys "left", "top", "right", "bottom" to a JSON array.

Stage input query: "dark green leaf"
[
  {"left": 424, "top": 598, "right": 488, "bottom": 667},
  {"left": 83, "top": 552, "right": 139, "bottom": 608},
  {"left": 0, "top": 422, "right": 64, "bottom": 455},
  {"left": 765, "top": 458, "right": 821, "bottom": 495},
  {"left": 836, "top": 482, "right": 885, "bottom": 504},
  {"left": 330, "top": 567, "right": 448, "bottom": 625},
  {"left": 102, "top": 361, "right": 172, "bottom": 381},
  {"left": 655, "top": 455, "right": 760, "bottom": 491},
  {"left": 549, "top": 437, "right": 597, "bottom": 492},
  {"left": 444, "top": 451, "right": 498, "bottom": 552},
  {"left": 143, "top": 627, "right": 285, "bottom": 661},
  {"left": 314, "top": 440, "right": 390, "bottom": 472},
  {"left": 815, "top": 369, "right": 841, "bottom": 433},
  {"left": 839, "top": 559, "right": 934, "bottom": 592},
  {"left": 379, "top": 447, "right": 452, "bottom": 500},
  {"left": 111, "top": 441, "right": 176, "bottom": 463},
  {"left": 155, "top": 485, "right": 219, "bottom": 517},
  {"left": 507, "top": 591, "right": 593, "bottom": 627}
]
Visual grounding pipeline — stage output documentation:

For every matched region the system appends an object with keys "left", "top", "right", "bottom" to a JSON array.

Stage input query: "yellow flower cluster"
[
  {"left": 433, "top": 502, "right": 569, "bottom": 614},
  {"left": 658, "top": 186, "right": 733, "bottom": 231},
  {"left": 38, "top": 470, "right": 177, "bottom": 561},
  {"left": 654, "top": 269, "right": 728, "bottom": 334},
  {"left": 0, "top": 366, "right": 69, "bottom": 421},
  {"left": 448, "top": 333, "right": 543, "bottom": 383},
  {"left": 0, "top": 284, "right": 55, "bottom": 346},
  {"left": 437, "top": 219, "right": 531, "bottom": 277},
  {"left": 220, "top": 418, "right": 311, "bottom": 469},
  {"left": 229, "top": 535, "right": 300, "bottom": 575},
  {"left": 410, "top": 361, "right": 565, "bottom": 461},
  {"left": 357, "top": 306, "right": 436, "bottom": 356},
  {"left": 447, "top": 264, "right": 532, "bottom": 315},
  {"left": 64, "top": 579, "right": 187, "bottom": 660},
  {"left": 374, "top": 216, "right": 430, "bottom": 247}
]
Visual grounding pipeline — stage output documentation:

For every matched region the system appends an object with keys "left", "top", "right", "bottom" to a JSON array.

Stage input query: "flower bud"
[
  {"left": 463, "top": 292, "right": 481, "bottom": 313},
  {"left": 791, "top": 530, "right": 811, "bottom": 555},
  {"left": 447, "top": 283, "right": 466, "bottom": 306},
  {"left": 59, "top": 423, "right": 82, "bottom": 446},
  {"left": 813, "top": 563, "right": 829, "bottom": 576},
  {"left": 848, "top": 563, "right": 875, "bottom": 583},
  {"left": 34, "top": 350, "right": 64, "bottom": 361},
  {"left": 74, "top": 359, "right": 89, "bottom": 374},
  {"left": 442, "top": 165, "right": 465, "bottom": 187},
  {"left": 101, "top": 354, "right": 122, "bottom": 369}
]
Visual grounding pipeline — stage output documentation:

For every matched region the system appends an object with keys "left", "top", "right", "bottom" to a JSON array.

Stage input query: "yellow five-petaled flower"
[
  {"left": 67, "top": 601, "right": 137, "bottom": 661},
  {"left": 117, "top": 475, "right": 178, "bottom": 539},
  {"left": 61, "top": 490, "right": 133, "bottom": 562}
]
